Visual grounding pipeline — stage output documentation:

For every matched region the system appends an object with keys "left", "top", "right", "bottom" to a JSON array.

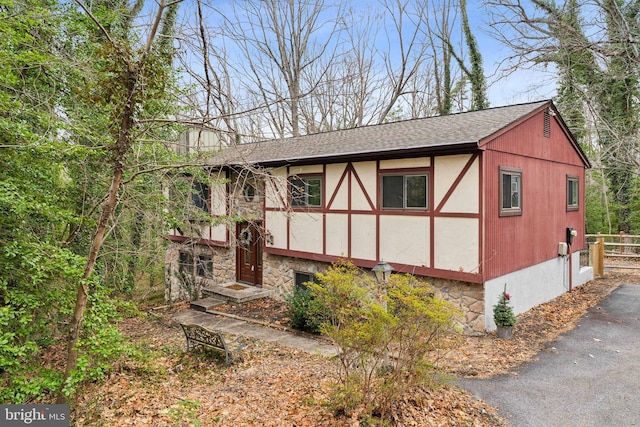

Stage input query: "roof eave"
[{"left": 250, "top": 141, "right": 480, "bottom": 167}]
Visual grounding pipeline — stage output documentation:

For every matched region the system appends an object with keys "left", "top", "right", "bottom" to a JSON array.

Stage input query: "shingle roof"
[{"left": 212, "top": 100, "right": 550, "bottom": 166}]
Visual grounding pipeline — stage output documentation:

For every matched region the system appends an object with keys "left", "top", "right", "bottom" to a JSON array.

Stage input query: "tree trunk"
[{"left": 57, "top": 71, "right": 136, "bottom": 403}]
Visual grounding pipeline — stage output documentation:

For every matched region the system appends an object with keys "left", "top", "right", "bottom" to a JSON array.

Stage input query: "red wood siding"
[{"left": 482, "top": 110, "right": 587, "bottom": 281}]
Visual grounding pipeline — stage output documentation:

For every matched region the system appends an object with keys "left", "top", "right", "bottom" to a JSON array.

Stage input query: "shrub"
[
  {"left": 284, "top": 284, "right": 329, "bottom": 334},
  {"left": 493, "top": 285, "right": 517, "bottom": 327},
  {"left": 308, "top": 260, "right": 460, "bottom": 422}
]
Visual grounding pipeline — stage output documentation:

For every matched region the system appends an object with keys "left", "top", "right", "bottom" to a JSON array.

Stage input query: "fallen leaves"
[{"left": 65, "top": 271, "right": 637, "bottom": 426}]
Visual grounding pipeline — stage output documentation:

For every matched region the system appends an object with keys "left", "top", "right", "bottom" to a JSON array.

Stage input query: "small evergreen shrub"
[
  {"left": 284, "top": 284, "right": 329, "bottom": 334},
  {"left": 493, "top": 285, "right": 517, "bottom": 327}
]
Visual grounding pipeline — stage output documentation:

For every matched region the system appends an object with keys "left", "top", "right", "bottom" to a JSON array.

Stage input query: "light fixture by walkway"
[{"left": 372, "top": 260, "right": 393, "bottom": 284}]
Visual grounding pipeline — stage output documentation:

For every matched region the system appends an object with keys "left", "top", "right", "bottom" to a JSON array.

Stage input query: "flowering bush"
[{"left": 493, "top": 285, "right": 517, "bottom": 327}]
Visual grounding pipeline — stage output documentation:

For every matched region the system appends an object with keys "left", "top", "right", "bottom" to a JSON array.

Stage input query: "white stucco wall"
[
  {"left": 484, "top": 251, "right": 594, "bottom": 330},
  {"left": 289, "top": 212, "right": 323, "bottom": 253},
  {"left": 379, "top": 215, "right": 429, "bottom": 267},
  {"left": 325, "top": 213, "right": 349, "bottom": 257},
  {"left": 433, "top": 217, "right": 479, "bottom": 272}
]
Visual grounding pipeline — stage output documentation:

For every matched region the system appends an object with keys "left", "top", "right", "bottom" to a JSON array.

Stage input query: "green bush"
[
  {"left": 308, "top": 261, "right": 460, "bottom": 422},
  {"left": 285, "top": 284, "right": 329, "bottom": 334}
]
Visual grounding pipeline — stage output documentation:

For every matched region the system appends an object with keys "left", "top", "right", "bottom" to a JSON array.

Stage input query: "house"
[{"left": 165, "top": 100, "right": 592, "bottom": 333}]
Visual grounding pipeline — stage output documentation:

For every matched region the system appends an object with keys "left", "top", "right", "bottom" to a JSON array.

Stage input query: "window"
[
  {"left": 499, "top": 167, "right": 522, "bottom": 217},
  {"left": 567, "top": 175, "right": 579, "bottom": 211},
  {"left": 179, "top": 251, "right": 193, "bottom": 273},
  {"left": 289, "top": 176, "right": 322, "bottom": 207},
  {"left": 197, "top": 255, "right": 213, "bottom": 278},
  {"left": 381, "top": 174, "right": 428, "bottom": 209},
  {"left": 191, "top": 181, "right": 210, "bottom": 213},
  {"left": 295, "top": 271, "right": 317, "bottom": 289}
]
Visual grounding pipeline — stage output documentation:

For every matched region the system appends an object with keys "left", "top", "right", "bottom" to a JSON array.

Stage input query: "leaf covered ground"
[{"left": 67, "top": 271, "right": 635, "bottom": 426}]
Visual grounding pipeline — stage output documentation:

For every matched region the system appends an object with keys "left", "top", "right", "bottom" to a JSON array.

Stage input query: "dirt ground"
[{"left": 70, "top": 270, "right": 637, "bottom": 426}]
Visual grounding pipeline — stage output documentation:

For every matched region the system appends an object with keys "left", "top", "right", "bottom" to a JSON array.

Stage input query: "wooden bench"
[{"left": 180, "top": 323, "right": 246, "bottom": 365}]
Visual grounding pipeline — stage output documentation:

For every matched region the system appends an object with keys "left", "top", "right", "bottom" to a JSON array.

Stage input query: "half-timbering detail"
[{"left": 166, "top": 101, "right": 592, "bottom": 332}]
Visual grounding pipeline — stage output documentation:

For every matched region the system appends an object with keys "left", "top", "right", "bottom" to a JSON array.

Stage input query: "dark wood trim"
[
  {"left": 435, "top": 153, "right": 478, "bottom": 213},
  {"left": 351, "top": 164, "right": 376, "bottom": 210},
  {"left": 264, "top": 247, "right": 483, "bottom": 284},
  {"left": 326, "top": 163, "right": 349, "bottom": 209},
  {"left": 376, "top": 160, "right": 381, "bottom": 262},
  {"left": 347, "top": 163, "right": 352, "bottom": 258},
  {"left": 378, "top": 166, "right": 430, "bottom": 173},
  {"left": 430, "top": 155, "right": 435, "bottom": 269},
  {"left": 166, "top": 234, "right": 229, "bottom": 248}
]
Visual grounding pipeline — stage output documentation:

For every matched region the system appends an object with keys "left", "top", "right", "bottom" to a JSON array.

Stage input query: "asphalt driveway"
[{"left": 460, "top": 284, "right": 640, "bottom": 427}]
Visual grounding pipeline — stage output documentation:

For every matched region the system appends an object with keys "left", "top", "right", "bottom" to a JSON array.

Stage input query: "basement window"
[
  {"left": 179, "top": 251, "right": 193, "bottom": 273},
  {"left": 499, "top": 167, "right": 522, "bottom": 217},
  {"left": 295, "top": 271, "right": 318, "bottom": 289},
  {"left": 197, "top": 255, "right": 213, "bottom": 278}
]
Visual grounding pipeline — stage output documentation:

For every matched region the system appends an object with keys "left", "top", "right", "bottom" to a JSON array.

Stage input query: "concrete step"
[
  {"left": 190, "top": 297, "right": 226, "bottom": 312},
  {"left": 201, "top": 282, "right": 272, "bottom": 304}
]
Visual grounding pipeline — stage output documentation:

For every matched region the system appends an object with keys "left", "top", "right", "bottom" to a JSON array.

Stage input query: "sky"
[
  {"left": 466, "top": 0, "right": 558, "bottom": 106},
  {"left": 173, "top": 0, "right": 559, "bottom": 112}
]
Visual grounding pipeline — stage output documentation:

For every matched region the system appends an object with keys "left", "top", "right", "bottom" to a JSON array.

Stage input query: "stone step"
[
  {"left": 190, "top": 297, "right": 226, "bottom": 312},
  {"left": 201, "top": 282, "right": 272, "bottom": 304}
]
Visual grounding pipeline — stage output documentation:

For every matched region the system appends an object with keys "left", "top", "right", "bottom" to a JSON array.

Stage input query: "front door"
[{"left": 236, "top": 222, "right": 263, "bottom": 286}]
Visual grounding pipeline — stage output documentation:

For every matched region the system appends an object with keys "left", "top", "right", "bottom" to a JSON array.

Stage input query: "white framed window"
[
  {"left": 381, "top": 174, "right": 428, "bottom": 209},
  {"left": 499, "top": 167, "right": 522, "bottom": 217}
]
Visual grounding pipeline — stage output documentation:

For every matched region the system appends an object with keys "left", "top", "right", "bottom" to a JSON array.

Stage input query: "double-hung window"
[
  {"left": 197, "top": 255, "right": 213, "bottom": 278},
  {"left": 499, "top": 167, "right": 522, "bottom": 216},
  {"left": 179, "top": 251, "right": 193, "bottom": 274},
  {"left": 289, "top": 176, "right": 323, "bottom": 208},
  {"left": 191, "top": 181, "right": 210, "bottom": 213},
  {"left": 567, "top": 175, "right": 579, "bottom": 211},
  {"left": 381, "top": 174, "right": 428, "bottom": 209}
]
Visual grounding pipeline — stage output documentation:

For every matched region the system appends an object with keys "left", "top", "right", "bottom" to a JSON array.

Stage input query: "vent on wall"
[{"left": 544, "top": 110, "right": 551, "bottom": 138}]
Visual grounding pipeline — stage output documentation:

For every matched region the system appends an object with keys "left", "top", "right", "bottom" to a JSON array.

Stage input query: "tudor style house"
[{"left": 166, "top": 100, "right": 592, "bottom": 333}]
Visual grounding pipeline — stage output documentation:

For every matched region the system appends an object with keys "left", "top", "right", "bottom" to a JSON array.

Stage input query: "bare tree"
[
  {"left": 485, "top": 0, "right": 640, "bottom": 232},
  {"left": 212, "top": 0, "right": 345, "bottom": 137}
]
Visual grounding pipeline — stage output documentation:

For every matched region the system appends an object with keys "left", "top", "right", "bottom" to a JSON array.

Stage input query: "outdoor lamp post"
[
  {"left": 372, "top": 260, "right": 393, "bottom": 285},
  {"left": 372, "top": 260, "right": 393, "bottom": 368}
]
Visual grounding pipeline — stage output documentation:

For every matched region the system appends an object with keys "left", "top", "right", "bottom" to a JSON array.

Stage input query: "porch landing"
[{"left": 199, "top": 282, "right": 272, "bottom": 304}]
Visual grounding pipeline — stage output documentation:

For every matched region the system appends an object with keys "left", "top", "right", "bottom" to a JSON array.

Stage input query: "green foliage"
[
  {"left": 308, "top": 261, "right": 460, "bottom": 421},
  {"left": 285, "top": 284, "right": 329, "bottom": 333},
  {"left": 493, "top": 285, "right": 516, "bottom": 328},
  {"left": 166, "top": 399, "right": 202, "bottom": 427}
]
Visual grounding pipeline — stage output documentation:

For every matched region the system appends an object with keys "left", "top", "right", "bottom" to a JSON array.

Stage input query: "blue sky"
[{"left": 176, "top": 0, "right": 558, "bottom": 109}]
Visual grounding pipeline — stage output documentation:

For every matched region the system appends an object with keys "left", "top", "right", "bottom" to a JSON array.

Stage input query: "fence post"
[
  {"left": 591, "top": 237, "right": 605, "bottom": 277},
  {"left": 619, "top": 231, "right": 625, "bottom": 254}
]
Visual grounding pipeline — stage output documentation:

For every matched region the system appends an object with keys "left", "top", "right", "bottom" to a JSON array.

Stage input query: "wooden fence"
[{"left": 586, "top": 232, "right": 640, "bottom": 276}]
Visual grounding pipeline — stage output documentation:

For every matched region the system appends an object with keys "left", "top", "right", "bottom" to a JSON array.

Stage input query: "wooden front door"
[{"left": 236, "top": 222, "right": 263, "bottom": 286}]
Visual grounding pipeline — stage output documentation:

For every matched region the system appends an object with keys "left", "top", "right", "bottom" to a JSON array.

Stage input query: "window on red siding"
[
  {"left": 499, "top": 167, "right": 522, "bottom": 217},
  {"left": 567, "top": 175, "right": 579, "bottom": 211}
]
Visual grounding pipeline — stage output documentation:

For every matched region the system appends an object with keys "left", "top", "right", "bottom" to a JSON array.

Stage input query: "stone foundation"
[
  {"left": 166, "top": 245, "right": 486, "bottom": 334},
  {"left": 165, "top": 243, "right": 236, "bottom": 302},
  {"left": 427, "top": 278, "right": 485, "bottom": 335}
]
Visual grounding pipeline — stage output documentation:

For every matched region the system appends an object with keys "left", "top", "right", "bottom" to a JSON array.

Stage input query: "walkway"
[
  {"left": 460, "top": 284, "right": 640, "bottom": 427},
  {"left": 173, "top": 309, "right": 339, "bottom": 358}
]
